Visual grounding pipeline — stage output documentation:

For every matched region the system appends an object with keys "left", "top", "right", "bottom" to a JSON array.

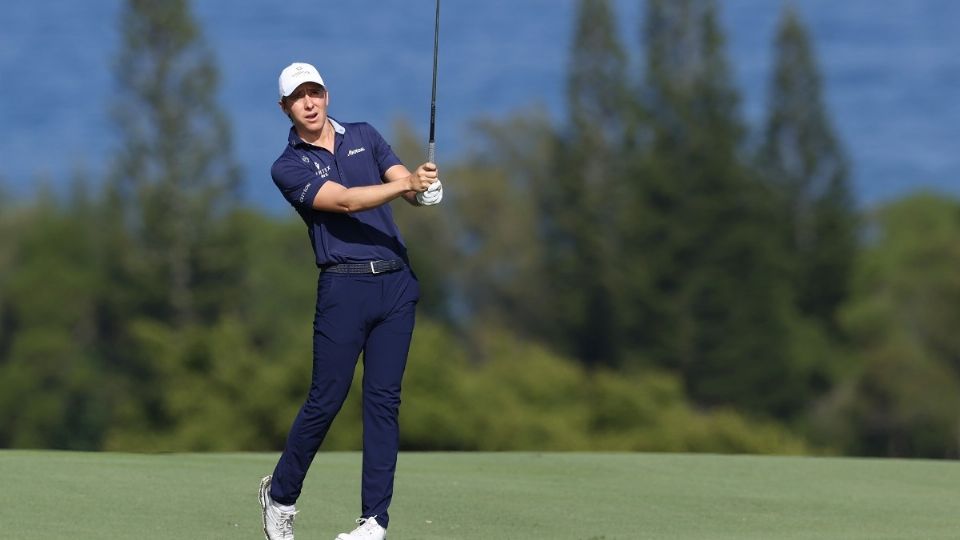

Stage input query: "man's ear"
[{"left": 279, "top": 99, "right": 294, "bottom": 123}]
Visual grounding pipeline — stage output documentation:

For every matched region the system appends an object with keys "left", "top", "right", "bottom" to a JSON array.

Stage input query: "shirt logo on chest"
[
  {"left": 315, "top": 162, "right": 331, "bottom": 178},
  {"left": 347, "top": 146, "right": 366, "bottom": 157}
]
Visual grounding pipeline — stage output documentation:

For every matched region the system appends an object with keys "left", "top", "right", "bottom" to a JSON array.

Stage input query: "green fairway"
[{"left": 1, "top": 451, "right": 957, "bottom": 539}]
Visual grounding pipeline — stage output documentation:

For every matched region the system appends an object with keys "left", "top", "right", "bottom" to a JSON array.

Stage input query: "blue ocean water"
[{"left": 1, "top": 0, "right": 957, "bottom": 210}]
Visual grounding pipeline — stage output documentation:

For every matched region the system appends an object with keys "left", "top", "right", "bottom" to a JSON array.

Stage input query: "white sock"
[{"left": 275, "top": 502, "right": 296, "bottom": 513}]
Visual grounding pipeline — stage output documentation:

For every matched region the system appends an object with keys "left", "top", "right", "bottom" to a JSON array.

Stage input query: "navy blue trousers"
[{"left": 270, "top": 268, "right": 419, "bottom": 529}]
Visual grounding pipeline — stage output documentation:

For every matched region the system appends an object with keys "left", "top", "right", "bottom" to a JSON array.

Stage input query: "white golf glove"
[{"left": 416, "top": 180, "right": 443, "bottom": 206}]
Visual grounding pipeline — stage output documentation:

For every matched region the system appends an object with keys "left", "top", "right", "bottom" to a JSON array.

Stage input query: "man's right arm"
[
  {"left": 311, "top": 163, "right": 438, "bottom": 213},
  {"left": 311, "top": 179, "right": 410, "bottom": 213}
]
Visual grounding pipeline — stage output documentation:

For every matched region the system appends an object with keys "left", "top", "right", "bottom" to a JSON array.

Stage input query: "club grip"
[{"left": 427, "top": 142, "right": 436, "bottom": 164}]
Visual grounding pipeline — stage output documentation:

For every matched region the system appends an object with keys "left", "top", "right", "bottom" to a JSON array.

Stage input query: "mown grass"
[{"left": 1, "top": 451, "right": 958, "bottom": 539}]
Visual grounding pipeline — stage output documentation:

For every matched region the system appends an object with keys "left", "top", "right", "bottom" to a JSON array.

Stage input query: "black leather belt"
[{"left": 320, "top": 259, "right": 405, "bottom": 274}]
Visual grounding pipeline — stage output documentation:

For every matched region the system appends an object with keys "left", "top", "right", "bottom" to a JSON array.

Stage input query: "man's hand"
[
  {"left": 416, "top": 179, "right": 443, "bottom": 206},
  {"left": 407, "top": 162, "right": 439, "bottom": 192}
]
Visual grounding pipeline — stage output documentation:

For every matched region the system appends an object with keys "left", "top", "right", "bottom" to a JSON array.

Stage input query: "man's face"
[{"left": 281, "top": 82, "right": 329, "bottom": 132}]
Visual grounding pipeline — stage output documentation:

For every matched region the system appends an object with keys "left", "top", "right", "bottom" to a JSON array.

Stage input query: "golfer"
[{"left": 259, "top": 62, "right": 442, "bottom": 540}]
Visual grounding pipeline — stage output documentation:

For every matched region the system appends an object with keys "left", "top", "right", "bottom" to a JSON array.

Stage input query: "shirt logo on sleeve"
[
  {"left": 347, "top": 147, "right": 366, "bottom": 157},
  {"left": 298, "top": 182, "right": 312, "bottom": 203}
]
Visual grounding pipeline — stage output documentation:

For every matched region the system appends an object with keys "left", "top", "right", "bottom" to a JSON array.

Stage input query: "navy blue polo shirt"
[{"left": 271, "top": 118, "right": 408, "bottom": 266}]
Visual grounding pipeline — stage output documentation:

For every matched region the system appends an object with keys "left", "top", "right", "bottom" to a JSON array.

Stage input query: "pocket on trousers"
[{"left": 314, "top": 273, "right": 341, "bottom": 322}]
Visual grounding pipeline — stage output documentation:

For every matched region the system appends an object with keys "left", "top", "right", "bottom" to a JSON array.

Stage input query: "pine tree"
[
  {"left": 759, "top": 6, "right": 856, "bottom": 333},
  {"left": 98, "top": 0, "right": 246, "bottom": 447},
  {"left": 109, "top": 0, "right": 243, "bottom": 328},
  {"left": 540, "top": 0, "right": 631, "bottom": 366},
  {"left": 637, "top": 0, "right": 798, "bottom": 415}
]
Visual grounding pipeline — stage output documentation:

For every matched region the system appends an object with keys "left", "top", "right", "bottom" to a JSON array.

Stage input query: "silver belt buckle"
[{"left": 370, "top": 261, "right": 380, "bottom": 274}]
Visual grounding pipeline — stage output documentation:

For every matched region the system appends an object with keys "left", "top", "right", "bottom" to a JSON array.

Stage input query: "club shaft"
[{"left": 428, "top": 0, "right": 439, "bottom": 156}]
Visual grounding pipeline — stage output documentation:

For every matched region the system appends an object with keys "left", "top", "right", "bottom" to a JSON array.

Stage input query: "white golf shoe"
[
  {"left": 335, "top": 516, "right": 387, "bottom": 540},
  {"left": 259, "top": 475, "right": 298, "bottom": 540}
]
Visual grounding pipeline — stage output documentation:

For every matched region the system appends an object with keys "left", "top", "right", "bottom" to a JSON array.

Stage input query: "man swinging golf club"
[{"left": 258, "top": 59, "right": 442, "bottom": 540}]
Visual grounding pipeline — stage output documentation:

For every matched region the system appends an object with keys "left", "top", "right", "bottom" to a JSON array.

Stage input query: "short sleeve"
[{"left": 271, "top": 155, "right": 325, "bottom": 210}]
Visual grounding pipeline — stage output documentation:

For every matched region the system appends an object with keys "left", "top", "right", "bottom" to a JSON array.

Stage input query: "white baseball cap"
[{"left": 278, "top": 62, "right": 325, "bottom": 98}]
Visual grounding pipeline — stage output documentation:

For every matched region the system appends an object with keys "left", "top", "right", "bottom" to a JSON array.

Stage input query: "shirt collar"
[{"left": 288, "top": 117, "right": 346, "bottom": 147}]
